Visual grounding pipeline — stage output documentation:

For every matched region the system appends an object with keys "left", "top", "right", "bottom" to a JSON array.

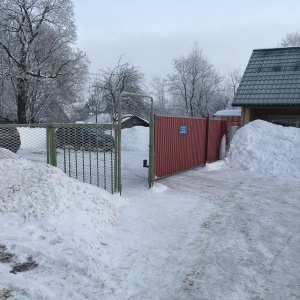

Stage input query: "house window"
[{"left": 269, "top": 117, "right": 300, "bottom": 128}]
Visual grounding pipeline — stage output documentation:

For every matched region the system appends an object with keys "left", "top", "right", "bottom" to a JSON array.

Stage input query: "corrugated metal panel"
[{"left": 154, "top": 116, "right": 207, "bottom": 178}]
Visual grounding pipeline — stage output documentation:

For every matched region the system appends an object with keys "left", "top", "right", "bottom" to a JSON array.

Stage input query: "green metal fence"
[{"left": 0, "top": 123, "right": 118, "bottom": 193}]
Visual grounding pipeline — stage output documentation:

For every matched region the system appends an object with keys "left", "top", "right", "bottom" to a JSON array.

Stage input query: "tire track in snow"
[{"left": 164, "top": 169, "right": 300, "bottom": 300}]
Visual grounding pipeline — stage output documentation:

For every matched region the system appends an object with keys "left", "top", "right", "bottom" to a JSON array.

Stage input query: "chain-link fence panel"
[
  {"left": 0, "top": 124, "right": 47, "bottom": 163},
  {"left": 54, "top": 124, "right": 117, "bottom": 193},
  {"left": 0, "top": 124, "right": 118, "bottom": 193},
  {"left": 0, "top": 125, "right": 22, "bottom": 154}
]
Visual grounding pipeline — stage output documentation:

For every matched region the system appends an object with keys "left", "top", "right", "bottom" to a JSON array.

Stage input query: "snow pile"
[
  {"left": 121, "top": 126, "right": 149, "bottom": 152},
  {"left": 0, "top": 147, "right": 18, "bottom": 159},
  {"left": 0, "top": 149, "right": 121, "bottom": 299},
  {"left": 226, "top": 120, "right": 300, "bottom": 178},
  {"left": 0, "top": 153, "right": 117, "bottom": 222}
]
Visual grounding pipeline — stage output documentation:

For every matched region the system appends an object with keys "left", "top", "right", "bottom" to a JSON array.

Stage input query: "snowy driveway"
[
  {"left": 1, "top": 122, "right": 300, "bottom": 299},
  {"left": 100, "top": 166, "right": 300, "bottom": 300}
]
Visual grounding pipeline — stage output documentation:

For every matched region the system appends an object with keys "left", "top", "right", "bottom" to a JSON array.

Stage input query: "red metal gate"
[{"left": 154, "top": 115, "right": 227, "bottom": 179}]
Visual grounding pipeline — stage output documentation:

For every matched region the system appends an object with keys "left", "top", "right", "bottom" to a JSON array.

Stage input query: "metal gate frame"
[{"left": 117, "top": 92, "right": 155, "bottom": 194}]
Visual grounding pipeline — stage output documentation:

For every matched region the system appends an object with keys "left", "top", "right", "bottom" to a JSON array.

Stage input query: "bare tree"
[
  {"left": 150, "top": 76, "right": 169, "bottom": 114},
  {"left": 0, "top": 0, "right": 88, "bottom": 123},
  {"left": 280, "top": 31, "right": 300, "bottom": 47},
  {"left": 90, "top": 56, "right": 148, "bottom": 122},
  {"left": 84, "top": 86, "right": 106, "bottom": 122},
  {"left": 220, "top": 68, "right": 243, "bottom": 109},
  {"left": 226, "top": 68, "right": 242, "bottom": 96},
  {"left": 167, "top": 44, "right": 223, "bottom": 117}
]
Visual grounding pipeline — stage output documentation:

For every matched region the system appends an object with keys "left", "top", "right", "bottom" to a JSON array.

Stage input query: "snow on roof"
[
  {"left": 121, "top": 114, "right": 149, "bottom": 125},
  {"left": 114, "top": 114, "right": 147, "bottom": 123},
  {"left": 214, "top": 109, "right": 241, "bottom": 117}
]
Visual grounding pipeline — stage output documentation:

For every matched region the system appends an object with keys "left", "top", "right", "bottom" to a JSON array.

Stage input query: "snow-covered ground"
[{"left": 0, "top": 120, "right": 299, "bottom": 299}]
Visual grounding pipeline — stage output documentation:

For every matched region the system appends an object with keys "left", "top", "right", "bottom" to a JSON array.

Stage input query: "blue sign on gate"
[{"left": 179, "top": 125, "right": 188, "bottom": 135}]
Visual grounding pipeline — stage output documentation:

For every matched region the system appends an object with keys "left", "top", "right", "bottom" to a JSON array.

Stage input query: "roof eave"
[{"left": 232, "top": 102, "right": 300, "bottom": 107}]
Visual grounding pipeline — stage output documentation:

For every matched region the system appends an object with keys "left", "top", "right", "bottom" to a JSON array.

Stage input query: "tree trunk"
[{"left": 17, "top": 78, "right": 27, "bottom": 124}]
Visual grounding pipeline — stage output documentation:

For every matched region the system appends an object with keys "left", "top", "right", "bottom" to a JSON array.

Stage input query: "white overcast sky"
[{"left": 72, "top": 0, "right": 300, "bottom": 83}]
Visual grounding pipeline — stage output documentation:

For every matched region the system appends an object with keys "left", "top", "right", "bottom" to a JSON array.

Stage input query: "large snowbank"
[
  {"left": 0, "top": 150, "right": 119, "bottom": 299},
  {"left": 0, "top": 155, "right": 117, "bottom": 222},
  {"left": 226, "top": 120, "right": 300, "bottom": 178}
]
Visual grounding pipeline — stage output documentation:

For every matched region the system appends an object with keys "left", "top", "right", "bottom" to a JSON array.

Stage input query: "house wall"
[
  {"left": 243, "top": 106, "right": 300, "bottom": 126},
  {"left": 244, "top": 108, "right": 251, "bottom": 124}
]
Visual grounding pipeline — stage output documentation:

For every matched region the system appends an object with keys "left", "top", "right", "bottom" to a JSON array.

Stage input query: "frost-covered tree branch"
[
  {"left": 167, "top": 43, "right": 223, "bottom": 117},
  {"left": 279, "top": 31, "right": 300, "bottom": 47},
  {"left": 0, "top": 0, "right": 88, "bottom": 123},
  {"left": 89, "top": 56, "right": 147, "bottom": 122}
]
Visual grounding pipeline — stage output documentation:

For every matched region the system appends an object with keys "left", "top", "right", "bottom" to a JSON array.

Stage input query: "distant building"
[
  {"left": 120, "top": 115, "right": 149, "bottom": 129},
  {"left": 83, "top": 113, "right": 150, "bottom": 129}
]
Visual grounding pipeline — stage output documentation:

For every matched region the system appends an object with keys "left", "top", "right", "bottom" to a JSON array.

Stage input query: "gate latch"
[{"left": 143, "top": 159, "right": 149, "bottom": 168}]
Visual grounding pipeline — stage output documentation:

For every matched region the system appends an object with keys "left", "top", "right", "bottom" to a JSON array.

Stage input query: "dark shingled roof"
[{"left": 232, "top": 47, "right": 300, "bottom": 106}]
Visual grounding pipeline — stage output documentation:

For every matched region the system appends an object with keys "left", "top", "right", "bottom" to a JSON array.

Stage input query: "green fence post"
[
  {"left": 117, "top": 93, "right": 122, "bottom": 194},
  {"left": 46, "top": 127, "right": 50, "bottom": 164},
  {"left": 51, "top": 126, "right": 57, "bottom": 167},
  {"left": 114, "top": 127, "right": 119, "bottom": 193},
  {"left": 47, "top": 125, "right": 57, "bottom": 167},
  {"left": 148, "top": 98, "right": 154, "bottom": 188}
]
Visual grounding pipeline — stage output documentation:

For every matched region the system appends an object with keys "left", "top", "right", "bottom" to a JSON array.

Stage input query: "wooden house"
[{"left": 232, "top": 47, "right": 300, "bottom": 128}]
